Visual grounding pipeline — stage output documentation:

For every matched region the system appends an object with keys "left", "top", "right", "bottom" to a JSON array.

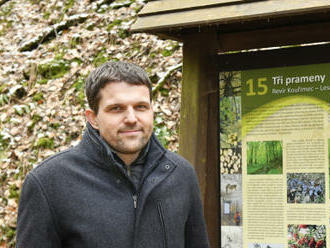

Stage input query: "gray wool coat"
[{"left": 16, "top": 124, "right": 210, "bottom": 248}]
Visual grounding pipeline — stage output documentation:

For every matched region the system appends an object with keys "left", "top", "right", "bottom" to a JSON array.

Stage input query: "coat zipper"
[
  {"left": 133, "top": 194, "right": 138, "bottom": 209},
  {"left": 157, "top": 201, "right": 168, "bottom": 248}
]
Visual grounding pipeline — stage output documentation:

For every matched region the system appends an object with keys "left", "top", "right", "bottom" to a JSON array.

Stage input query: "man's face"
[{"left": 87, "top": 82, "right": 153, "bottom": 157}]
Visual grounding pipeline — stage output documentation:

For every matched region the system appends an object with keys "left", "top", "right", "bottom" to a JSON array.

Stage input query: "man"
[
  {"left": 16, "top": 61, "right": 210, "bottom": 248},
  {"left": 233, "top": 211, "right": 240, "bottom": 226}
]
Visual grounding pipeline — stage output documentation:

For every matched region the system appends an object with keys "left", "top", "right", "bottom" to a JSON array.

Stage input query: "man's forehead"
[
  {"left": 99, "top": 82, "right": 151, "bottom": 103},
  {"left": 102, "top": 81, "right": 149, "bottom": 91}
]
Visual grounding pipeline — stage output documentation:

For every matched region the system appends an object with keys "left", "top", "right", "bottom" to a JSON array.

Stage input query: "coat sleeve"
[
  {"left": 16, "top": 173, "right": 61, "bottom": 248},
  {"left": 185, "top": 169, "right": 210, "bottom": 248}
]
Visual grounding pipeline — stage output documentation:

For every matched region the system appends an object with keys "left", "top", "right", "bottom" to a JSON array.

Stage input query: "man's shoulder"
[
  {"left": 30, "top": 146, "right": 80, "bottom": 178},
  {"left": 164, "top": 150, "right": 189, "bottom": 164},
  {"left": 163, "top": 150, "right": 195, "bottom": 173},
  {"left": 162, "top": 151, "right": 201, "bottom": 189}
]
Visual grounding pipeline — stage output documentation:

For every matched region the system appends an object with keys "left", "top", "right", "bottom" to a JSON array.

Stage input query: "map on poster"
[{"left": 220, "top": 62, "right": 330, "bottom": 248}]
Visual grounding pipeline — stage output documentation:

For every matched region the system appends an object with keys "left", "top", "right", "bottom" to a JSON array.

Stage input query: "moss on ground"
[
  {"left": 35, "top": 137, "right": 54, "bottom": 149},
  {"left": 38, "top": 58, "right": 71, "bottom": 80}
]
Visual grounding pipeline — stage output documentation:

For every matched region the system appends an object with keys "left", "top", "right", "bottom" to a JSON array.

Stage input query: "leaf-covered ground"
[{"left": 0, "top": 0, "right": 183, "bottom": 246}]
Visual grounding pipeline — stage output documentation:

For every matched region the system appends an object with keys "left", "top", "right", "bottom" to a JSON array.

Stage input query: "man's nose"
[{"left": 124, "top": 107, "right": 137, "bottom": 123}]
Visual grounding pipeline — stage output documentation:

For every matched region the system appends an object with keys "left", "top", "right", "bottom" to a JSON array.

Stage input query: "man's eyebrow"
[
  {"left": 103, "top": 101, "right": 150, "bottom": 109},
  {"left": 136, "top": 101, "right": 150, "bottom": 105},
  {"left": 103, "top": 103, "right": 122, "bottom": 109}
]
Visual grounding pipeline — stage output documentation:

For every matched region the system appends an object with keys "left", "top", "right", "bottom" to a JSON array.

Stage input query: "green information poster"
[{"left": 220, "top": 63, "right": 330, "bottom": 248}]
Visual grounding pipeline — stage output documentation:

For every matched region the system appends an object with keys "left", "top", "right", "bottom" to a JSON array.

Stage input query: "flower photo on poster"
[{"left": 288, "top": 224, "right": 326, "bottom": 248}]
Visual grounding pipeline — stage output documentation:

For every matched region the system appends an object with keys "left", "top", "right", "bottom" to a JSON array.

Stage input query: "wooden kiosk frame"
[{"left": 131, "top": 1, "right": 330, "bottom": 247}]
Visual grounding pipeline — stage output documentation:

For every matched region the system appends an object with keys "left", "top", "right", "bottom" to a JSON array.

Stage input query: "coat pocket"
[{"left": 157, "top": 200, "right": 168, "bottom": 248}]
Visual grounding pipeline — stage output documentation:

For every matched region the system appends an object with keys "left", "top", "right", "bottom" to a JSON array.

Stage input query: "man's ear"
[{"left": 85, "top": 109, "right": 99, "bottom": 130}]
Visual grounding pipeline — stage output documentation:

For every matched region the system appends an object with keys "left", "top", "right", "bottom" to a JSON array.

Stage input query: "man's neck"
[
  {"left": 116, "top": 152, "right": 139, "bottom": 166},
  {"left": 113, "top": 140, "right": 150, "bottom": 167}
]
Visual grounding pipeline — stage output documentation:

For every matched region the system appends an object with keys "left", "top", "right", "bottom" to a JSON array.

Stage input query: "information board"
[{"left": 220, "top": 62, "right": 330, "bottom": 248}]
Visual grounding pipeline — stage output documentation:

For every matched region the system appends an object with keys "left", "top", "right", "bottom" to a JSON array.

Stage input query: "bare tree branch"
[
  {"left": 152, "top": 63, "right": 182, "bottom": 95},
  {"left": 19, "top": 14, "right": 89, "bottom": 52}
]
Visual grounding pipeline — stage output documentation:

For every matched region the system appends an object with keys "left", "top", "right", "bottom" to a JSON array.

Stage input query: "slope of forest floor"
[{"left": 0, "top": 0, "right": 183, "bottom": 246}]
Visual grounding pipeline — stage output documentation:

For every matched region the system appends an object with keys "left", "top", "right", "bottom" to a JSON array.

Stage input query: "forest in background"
[
  {"left": 0, "top": 0, "right": 183, "bottom": 246},
  {"left": 247, "top": 141, "right": 283, "bottom": 174}
]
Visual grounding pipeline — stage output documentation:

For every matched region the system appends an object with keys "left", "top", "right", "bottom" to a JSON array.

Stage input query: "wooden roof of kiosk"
[
  {"left": 132, "top": 0, "right": 330, "bottom": 49},
  {"left": 131, "top": 1, "right": 330, "bottom": 247}
]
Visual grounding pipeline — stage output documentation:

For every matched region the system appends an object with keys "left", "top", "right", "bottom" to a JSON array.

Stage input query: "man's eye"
[
  {"left": 109, "top": 106, "right": 122, "bottom": 112},
  {"left": 136, "top": 105, "right": 148, "bottom": 110}
]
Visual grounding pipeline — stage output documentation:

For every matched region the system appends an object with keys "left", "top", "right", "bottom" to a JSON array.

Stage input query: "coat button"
[
  {"left": 116, "top": 179, "right": 121, "bottom": 184},
  {"left": 164, "top": 164, "right": 170, "bottom": 170}
]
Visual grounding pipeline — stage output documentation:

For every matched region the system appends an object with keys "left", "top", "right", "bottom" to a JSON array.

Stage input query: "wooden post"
[{"left": 179, "top": 32, "right": 219, "bottom": 248}]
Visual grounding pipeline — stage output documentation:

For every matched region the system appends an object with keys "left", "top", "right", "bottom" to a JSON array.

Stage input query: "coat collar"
[{"left": 79, "top": 122, "right": 167, "bottom": 180}]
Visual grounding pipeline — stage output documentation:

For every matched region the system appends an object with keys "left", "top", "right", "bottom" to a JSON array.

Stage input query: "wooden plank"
[
  {"left": 139, "top": 0, "right": 246, "bottom": 16},
  {"left": 218, "top": 21, "right": 330, "bottom": 52},
  {"left": 217, "top": 43, "right": 330, "bottom": 71},
  {"left": 131, "top": 0, "right": 330, "bottom": 32},
  {"left": 179, "top": 33, "right": 219, "bottom": 248}
]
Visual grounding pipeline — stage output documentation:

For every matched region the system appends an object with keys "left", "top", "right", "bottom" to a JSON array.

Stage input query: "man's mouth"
[{"left": 119, "top": 129, "right": 142, "bottom": 134}]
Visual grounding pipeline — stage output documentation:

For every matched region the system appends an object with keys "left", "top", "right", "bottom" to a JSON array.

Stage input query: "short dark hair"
[{"left": 85, "top": 61, "right": 152, "bottom": 113}]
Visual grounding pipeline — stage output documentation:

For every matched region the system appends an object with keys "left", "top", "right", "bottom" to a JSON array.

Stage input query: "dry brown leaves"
[{"left": 0, "top": 0, "right": 182, "bottom": 246}]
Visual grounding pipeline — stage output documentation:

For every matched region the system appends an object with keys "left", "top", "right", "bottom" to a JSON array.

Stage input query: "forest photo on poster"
[
  {"left": 247, "top": 141, "right": 283, "bottom": 174},
  {"left": 220, "top": 96, "right": 241, "bottom": 148}
]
